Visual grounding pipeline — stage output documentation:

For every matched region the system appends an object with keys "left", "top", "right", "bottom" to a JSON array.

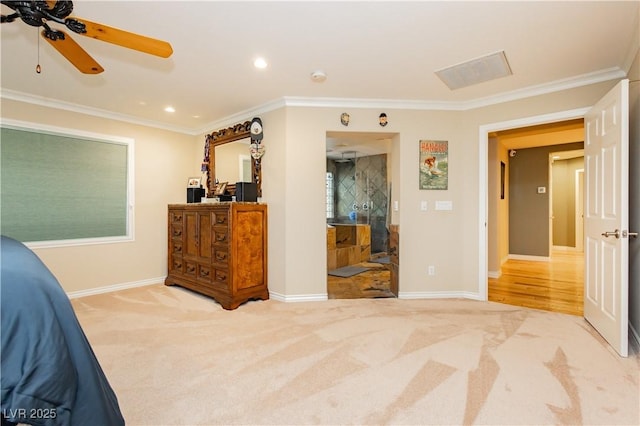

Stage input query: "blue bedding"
[{"left": 1, "top": 236, "right": 124, "bottom": 426}]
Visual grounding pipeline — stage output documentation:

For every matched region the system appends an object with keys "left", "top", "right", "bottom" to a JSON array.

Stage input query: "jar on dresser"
[{"left": 165, "top": 202, "right": 268, "bottom": 310}]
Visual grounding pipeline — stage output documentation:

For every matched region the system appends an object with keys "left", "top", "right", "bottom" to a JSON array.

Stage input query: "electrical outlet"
[{"left": 428, "top": 265, "right": 435, "bottom": 275}]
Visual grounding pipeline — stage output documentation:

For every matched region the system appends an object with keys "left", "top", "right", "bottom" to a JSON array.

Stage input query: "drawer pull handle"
[
  {"left": 216, "top": 234, "right": 227, "bottom": 242},
  {"left": 200, "top": 269, "right": 210, "bottom": 277},
  {"left": 216, "top": 216, "right": 227, "bottom": 224},
  {"left": 173, "top": 229, "right": 182, "bottom": 237},
  {"left": 186, "top": 265, "right": 196, "bottom": 273},
  {"left": 215, "top": 252, "right": 227, "bottom": 262},
  {"left": 215, "top": 271, "right": 227, "bottom": 281}
]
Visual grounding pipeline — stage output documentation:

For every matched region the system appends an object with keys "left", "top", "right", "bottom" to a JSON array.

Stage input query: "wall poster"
[{"left": 419, "top": 139, "right": 448, "bottom": 190}]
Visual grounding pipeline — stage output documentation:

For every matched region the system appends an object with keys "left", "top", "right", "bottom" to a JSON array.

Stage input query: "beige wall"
[
  {"left": 1, "top": 99, "right": 199, "bottom": 294},
  {"left": 552, "top": 157, "right": 584, "bottom": 248},
  {"left": 487, "top": 138, "right": 509, "bottom": 275},
  {"left": 257, "top": 81, "right": 618, "bottom": 300},
  {"left": 0, "top": 79, "right": 626, "bottom": 304}
]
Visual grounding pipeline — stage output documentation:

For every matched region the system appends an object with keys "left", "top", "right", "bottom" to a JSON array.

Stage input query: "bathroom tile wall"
[{"left": 328, "top": 154, "right": 388, "bottom": 254}]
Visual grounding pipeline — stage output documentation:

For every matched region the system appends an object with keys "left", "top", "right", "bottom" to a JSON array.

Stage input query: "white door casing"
[
  {"left": 576, "top": 169, "right": 584, "bottom": 252},
  {"left": 584, "top": 79, "right": 630, "bottom": 357}
]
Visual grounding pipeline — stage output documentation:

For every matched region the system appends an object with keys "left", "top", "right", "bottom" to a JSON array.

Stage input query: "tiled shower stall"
[{"left": 326, "top": 153, "right": 389, "bottom": 255}]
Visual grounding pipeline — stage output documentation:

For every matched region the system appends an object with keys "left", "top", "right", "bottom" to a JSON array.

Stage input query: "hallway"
[{"left": 488, "top": 250, "right": 584, "bottom": 316}]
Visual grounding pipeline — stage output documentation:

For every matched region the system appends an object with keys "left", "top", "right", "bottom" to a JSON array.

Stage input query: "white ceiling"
[{"left": 1, "top": 1, "right": 638, "bottom": 136}]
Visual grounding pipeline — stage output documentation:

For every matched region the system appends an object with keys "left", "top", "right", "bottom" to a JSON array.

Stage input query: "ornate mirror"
[{"left": 205, "top": 120, "right": 262, "bottom": 198}]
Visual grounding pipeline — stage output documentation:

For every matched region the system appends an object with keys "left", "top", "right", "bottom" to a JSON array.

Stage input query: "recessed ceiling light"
[
  {"left": 254, "top": 57, "right": 268, "bottom": 69},
  {"left": 164, "top": 106, "right": 175, "bottom": 113}
]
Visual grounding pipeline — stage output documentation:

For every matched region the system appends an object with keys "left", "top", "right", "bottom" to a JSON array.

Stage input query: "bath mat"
[{"left": 328, "top": 266, "right": 370, "bottom": 278}]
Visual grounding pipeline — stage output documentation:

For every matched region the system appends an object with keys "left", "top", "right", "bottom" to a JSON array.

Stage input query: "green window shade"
[{"left": 1, "top": 125, "right": 131, "bottom": 244}]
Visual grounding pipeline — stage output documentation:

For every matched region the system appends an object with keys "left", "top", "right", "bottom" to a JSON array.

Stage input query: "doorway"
[
  {"left": 485, "top": 117, "right": 586, "bottom": 314},
  {"left": 325, "top": 131, "right": 396, "bottom": 299}
]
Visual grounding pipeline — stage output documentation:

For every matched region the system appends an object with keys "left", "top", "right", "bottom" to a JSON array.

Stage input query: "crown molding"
[
  {"left": 0, "top": 89, "right": 195, "bottom": 135},
  {"left": 281, "top": 67, "right": 626, "bottom": 112},
  {"left": 195, "top": 98, "right": 287, "bottom": 136},
  {"left": 1, "top": 66, "right": 625, "bottom": 136}
]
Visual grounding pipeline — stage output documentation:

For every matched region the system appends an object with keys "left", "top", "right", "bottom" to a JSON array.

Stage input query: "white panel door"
[{"left": 584, "top": 79, "right": 629, "bottom": 357}]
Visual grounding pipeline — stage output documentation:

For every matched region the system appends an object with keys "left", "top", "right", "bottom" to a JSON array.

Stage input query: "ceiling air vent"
[{"left": 435, "top": 50, "right": 512, "bottom": 90}]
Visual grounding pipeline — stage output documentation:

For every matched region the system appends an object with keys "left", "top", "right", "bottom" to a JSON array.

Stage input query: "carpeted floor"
[{"left": 71, "top": 284, "right": 639, "bottom": 425}]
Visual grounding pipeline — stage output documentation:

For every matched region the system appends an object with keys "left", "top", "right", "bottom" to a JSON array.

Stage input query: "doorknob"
[{"left": 601, "top": 229, "right": 620, "bottom": 238}]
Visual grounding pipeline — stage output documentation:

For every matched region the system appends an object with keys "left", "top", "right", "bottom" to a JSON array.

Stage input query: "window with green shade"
[{"left": 1, "top": 120, "right": 134, "bottom": 248}]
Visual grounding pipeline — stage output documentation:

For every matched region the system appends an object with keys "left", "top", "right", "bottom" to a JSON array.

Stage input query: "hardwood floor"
[
  {"left": 327, "top": 249, "right": 584, "bottom": 315},
  {"left": 327, "top": 260, "right": 394, "bottom": 299},
  {"left": 488, "top": 250, "right": 584, "bottom": 316}
]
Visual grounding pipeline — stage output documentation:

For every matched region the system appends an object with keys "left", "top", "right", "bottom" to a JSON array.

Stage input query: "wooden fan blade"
[
  {"left": 42, "top": 30, "right": 104, "bottom": 74},
  {"left": 74, "top": 18, "right": 173, "bottom": 58}
]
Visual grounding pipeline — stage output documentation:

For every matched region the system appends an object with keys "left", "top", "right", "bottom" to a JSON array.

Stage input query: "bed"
[{"left": 1, "top": 236, "right": 124, "bottom": 426}]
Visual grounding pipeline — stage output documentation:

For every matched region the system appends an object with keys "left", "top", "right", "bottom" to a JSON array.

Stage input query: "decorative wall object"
[
  {"left": 340, "top": 113, "right": 350, "bottom": 126},
  {"left": 379, "top": 113, "right": 388, "bottom": 127},
  {"left": 205, "top": 120, "right": 262, "bottom": 198},
  {"left": 419, "top": 140, "right": 448, "bottom": 190}
]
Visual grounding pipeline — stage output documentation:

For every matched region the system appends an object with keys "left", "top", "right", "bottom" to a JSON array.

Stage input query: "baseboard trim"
[
  {"left": 508, "top": 254, "right": 550, "bottom": 262},
  {"left": 398, "top": 291, "right": 483, "bottom": 301},
  {"left": 629, "top": 323, "right": 640, "bottom": 353},
  {"left": 553, "top": 245, "right": 580, "bottom": 252},
  {"left": 269, "top": 291, "right": 328, "bottom": 303},
  {"left": 67, "top": 277, "right": 165, "bottom": 299},
  {"left": 488, "top": 270, "right": 501, "bottom": 279}
]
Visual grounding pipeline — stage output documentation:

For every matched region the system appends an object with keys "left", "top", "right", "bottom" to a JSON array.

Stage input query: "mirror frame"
[{"left": 205, "top": 120, "right": 262, "bottom": 198}]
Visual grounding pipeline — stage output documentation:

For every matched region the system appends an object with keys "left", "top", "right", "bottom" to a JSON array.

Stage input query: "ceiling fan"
[{"left": 1, "top": 0, "right": 173, "bottom": 74}]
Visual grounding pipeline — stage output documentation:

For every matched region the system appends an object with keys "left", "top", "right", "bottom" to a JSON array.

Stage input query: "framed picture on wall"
[{"left": 419, "top": 140, "right": 448, "bottom": 190}]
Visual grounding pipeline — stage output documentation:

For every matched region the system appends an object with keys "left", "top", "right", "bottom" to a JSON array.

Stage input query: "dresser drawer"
[
  {"left": 213, "top": 210, "right": 229, "bottom": 226},
  {"left": 171, "top": 241, "right": 183, "bottom": 255},
  {"left": 171, "top": 224, "right": 183, "bottom": 238},
  {"left": 169, "top": 256, "right": 183, "bottom": 274},
  {"left": 213, "top": 227, "right": 229, "bottom": 245},
  {"left": 213, "top": 268, "right": 229, "bottom": 287},
  {"left": 170, "top": 211, "right": 184, "bottom": 224},
  {"left": 213, "top": 247, "right": 229, "bottom": 265}
]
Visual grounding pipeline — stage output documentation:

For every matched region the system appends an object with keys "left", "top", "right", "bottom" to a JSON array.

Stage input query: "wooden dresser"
[{"left": 165, "top": 203, "right": 268, "bottom": 310}]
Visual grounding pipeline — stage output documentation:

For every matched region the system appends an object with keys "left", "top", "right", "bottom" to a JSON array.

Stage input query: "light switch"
[
  {"left": 537, "top": 186, "right": 546, "bottom": 193},
  {"left": 393, "top": 201, "right": 399, "bottom": 211},
  {"left": 435, "top": 200, "right": 453, "bottom": 211},
  {"left": 420, "top": 201, "right": 428, "bottom": 211}
]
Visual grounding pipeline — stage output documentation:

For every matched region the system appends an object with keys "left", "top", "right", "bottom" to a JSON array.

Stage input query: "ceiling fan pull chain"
[{"left": 36, "top": 27, "right": 41, "bottom": 74}]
